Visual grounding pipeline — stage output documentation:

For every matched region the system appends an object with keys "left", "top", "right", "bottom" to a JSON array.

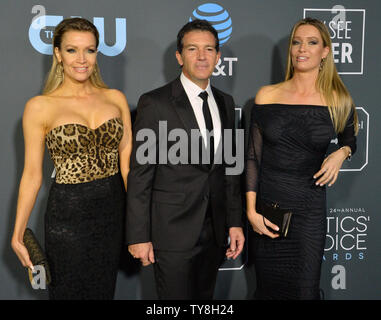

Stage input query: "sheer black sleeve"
[
  {"left": 245, "top": 106, "right": 263, "bottom": 192},
  {"left": 337, "top": 108, "right": 357, "bottom": 155}
]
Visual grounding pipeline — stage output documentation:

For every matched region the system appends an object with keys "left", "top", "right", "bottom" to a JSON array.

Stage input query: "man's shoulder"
[
  {"left": 136, "top": 79, "right": 180, "bottom": 113},
  {"left": 140, "top": 78, "right": 178, "bottom": 100},
  {"left": 211, "top": 86, "right": 234, "bottom": 107},
  {"left": 211, "top": 85, "right": 233, "bottom": 100}
]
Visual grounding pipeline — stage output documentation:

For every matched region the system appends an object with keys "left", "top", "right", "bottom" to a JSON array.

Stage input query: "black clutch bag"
[
  {"left": 23, "top": 228, "right": 51, "bottom": 286},
  {"left": 256, "top": 199, "right": 293, "bottom": 237}
]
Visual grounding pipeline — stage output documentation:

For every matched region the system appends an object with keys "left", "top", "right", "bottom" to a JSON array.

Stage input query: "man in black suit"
[{"left": 126, "top": 19, "right": 244, "bottom": 299}]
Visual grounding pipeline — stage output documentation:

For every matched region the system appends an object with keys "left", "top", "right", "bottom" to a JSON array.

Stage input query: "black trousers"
[{"left": 153, "top": 213, "right": 225, "bottom": 300}]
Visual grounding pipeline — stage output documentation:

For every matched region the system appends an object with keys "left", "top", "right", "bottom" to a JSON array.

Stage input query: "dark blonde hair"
[
  {"left": 285, "top": 17, "right": 358, "bottom": 135},
  {"left": 43, "top": 17, "right": 108, "bottom": 94}
]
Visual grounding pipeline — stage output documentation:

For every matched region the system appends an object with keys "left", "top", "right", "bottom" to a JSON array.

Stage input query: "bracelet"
[{"left": 339, "top": 146, "right": 352, "bottom": 160}]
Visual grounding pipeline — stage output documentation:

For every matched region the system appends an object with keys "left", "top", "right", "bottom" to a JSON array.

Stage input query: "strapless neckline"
[
  {"left": 46, "top": 117, "right": 122, "bottom": 135},
  {"left": 255, "top": 103, "right": 328, "bottom": 108}
]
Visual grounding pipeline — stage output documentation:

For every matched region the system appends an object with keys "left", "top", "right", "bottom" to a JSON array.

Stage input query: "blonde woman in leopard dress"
[{"left": 11, "top": 18, "right": 132, "bottom": 300}]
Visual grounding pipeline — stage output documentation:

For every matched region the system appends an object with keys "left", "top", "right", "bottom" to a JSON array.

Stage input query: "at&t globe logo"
[
  {"left": 189, "top": 3, "right": 232, "bottom": 46},
  {"left": 189, "top": 3, "right": 237, "bottom": 77}
]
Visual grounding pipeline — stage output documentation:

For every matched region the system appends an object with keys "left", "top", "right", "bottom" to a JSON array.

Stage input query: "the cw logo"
[{"left": 29, "top": 12, "right": 126, "bottom": 56}]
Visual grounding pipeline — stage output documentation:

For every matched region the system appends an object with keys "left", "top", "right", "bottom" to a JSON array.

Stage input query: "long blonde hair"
[
  {"left": 43, "top": 18, "right": 108, "bottom": 94},
  {"left": 285, "top": 18, "right": 358, "bottom": 135}
]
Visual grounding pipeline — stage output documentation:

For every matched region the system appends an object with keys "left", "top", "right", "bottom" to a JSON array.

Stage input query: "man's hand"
[
  {"left": 128, "top": 242, "right": 155, "bottom": 266},
  {"left": 226, "top": 227, "right": 245, "bottom": 260}
]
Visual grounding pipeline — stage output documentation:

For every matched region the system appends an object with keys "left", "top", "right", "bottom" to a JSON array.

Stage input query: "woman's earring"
[
  {"left": 56, "top": 62, "right": 63, "bottom": 78},
  {"left": 319, "top": 58, "right": 326, "bottom": 71}
]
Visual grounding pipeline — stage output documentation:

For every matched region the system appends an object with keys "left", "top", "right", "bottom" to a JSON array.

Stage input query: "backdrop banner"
[{"left": 1, "top": 0, "right": 379, "bottom": 300}]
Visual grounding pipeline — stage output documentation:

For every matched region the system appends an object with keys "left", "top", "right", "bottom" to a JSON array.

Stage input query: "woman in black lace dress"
[
  {"left": 11, "top": 18, "right": 132, "bottom": 299},
  {"left": 246, "top": 18, "right": 358, "bottom": 299}
]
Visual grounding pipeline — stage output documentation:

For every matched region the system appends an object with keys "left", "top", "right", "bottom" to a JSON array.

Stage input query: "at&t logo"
[
  {"left": 189, "top": 3, "right": 232, "bottom": 45},
  {"left": 29, "top": 6, "right": 126, "bottom": 56},
  {"left": 189, "top": 3, "right": 237, "bottom": 77}
]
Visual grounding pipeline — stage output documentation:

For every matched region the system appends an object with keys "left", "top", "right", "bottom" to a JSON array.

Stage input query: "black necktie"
[{"left": 199, "top": 91, "right": 214, "bottom": 166}]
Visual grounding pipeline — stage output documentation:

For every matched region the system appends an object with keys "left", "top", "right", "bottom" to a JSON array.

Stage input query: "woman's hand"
[
  {"left": 313, "top": 147, "right": 350, "bottom": 187},
  {"left": 11, "top": 237, "right": 34, "bottom": 270},
  {"left": 247, "top": 209, "right": 279, "bottom": 239}
]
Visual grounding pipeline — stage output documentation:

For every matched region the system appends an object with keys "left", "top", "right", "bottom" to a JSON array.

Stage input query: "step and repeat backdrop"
[{"left": 0, "top": 0, "right": 379, "bottom": 300}]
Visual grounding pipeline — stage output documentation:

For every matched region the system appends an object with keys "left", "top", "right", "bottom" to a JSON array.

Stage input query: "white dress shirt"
[{"left": 180, "top": 72, "right": 222, "bottom": 153}]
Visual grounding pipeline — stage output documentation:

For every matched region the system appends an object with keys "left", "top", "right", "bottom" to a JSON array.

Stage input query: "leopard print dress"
[{"left": 44, "top": 117, "right": 125, "bottom": 300}]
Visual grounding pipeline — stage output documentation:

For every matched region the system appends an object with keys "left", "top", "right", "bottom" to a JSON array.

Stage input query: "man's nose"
[{"left": 197, "top": 49, "right": 206, "bottom": 60}]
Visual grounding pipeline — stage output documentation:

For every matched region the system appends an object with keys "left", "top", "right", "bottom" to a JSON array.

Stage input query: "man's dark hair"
[{"left": 177, "top": 19, "right": 219, "bottom": 54}]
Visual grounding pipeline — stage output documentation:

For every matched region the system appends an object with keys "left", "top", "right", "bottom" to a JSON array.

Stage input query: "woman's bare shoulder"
[
  {"left": 22, "top": 96, "right": 55, "bottom": 129},
  {"left": 24, "top": 95, "right": 53, "bottom": 115},
  {"left": 102, "top": 88, "right": 127, "bottom": 101},
  {"left": 254, "top": 83, "right": 284, "bottom": 104},
  {"left": 102, "top": 88, "right": 130, "bottom": 113}
]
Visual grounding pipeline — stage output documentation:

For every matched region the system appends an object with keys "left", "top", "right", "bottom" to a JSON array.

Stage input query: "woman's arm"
[
  {"left": 314, "top": 108, "right": 357, "bottom": 187},
  {"left": 245, "top": 91, "right": 279, "bottom": 238},
  {"left": 110, "top": 89, "right": 132, "bottom": 191},
  {"left": 11, "top": 97, "right": 47, "bottom": 269}
]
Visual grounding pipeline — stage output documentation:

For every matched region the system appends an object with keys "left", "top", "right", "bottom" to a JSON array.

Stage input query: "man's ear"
[
  {"left": 175, "top": 51, "right": 183, "bottom": 67},
  {"left": 215, "top": 50, "right": 221, "bottom": 66}
]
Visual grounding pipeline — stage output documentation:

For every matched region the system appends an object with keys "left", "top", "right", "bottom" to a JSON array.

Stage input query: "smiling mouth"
[
  {"left": 296, "top": 56, "right": 309, "bottom": 62},
  {"left": 73, "top": 67, "right": 88, "bottom": 73}
]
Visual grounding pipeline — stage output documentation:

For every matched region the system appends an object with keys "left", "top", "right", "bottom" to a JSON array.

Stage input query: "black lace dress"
[
  {"left": 44, "top": 118, "right": 125, "bottom": 300},
  {"left": 246, "top": 104, "right": 356, "bottom": 300}
]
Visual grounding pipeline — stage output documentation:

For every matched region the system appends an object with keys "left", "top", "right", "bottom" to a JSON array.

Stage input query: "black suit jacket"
[{"left": 126, "top": 77, "right": 243, "bottom": 251}]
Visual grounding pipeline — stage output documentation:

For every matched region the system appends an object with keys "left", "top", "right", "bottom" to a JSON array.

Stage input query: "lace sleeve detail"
[
  {"left": 338, "top": 108, "right": 357, "bottom": 155},
  {"left": 245, "top": 107, "right": 263, "bottom": 192}
]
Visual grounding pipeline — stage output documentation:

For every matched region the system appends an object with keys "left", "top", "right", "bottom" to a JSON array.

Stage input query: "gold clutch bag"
[{"left": 23, "top": 228, "right": 51, "bottom": 286}]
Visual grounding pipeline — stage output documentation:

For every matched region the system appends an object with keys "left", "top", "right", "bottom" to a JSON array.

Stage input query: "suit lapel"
[
  {"left": 211, "top": 87, "right": 227, "bottom": 170},
  {"left": 170, "top": 78, "right": 200, "bottom": 133},
  {"left": 170, "top": 78, "right": 209, "bottom": 171},
  {"left": 212, "top": 86, "right": 227, "bottom": 127},
  {"left": 170, "top": 79, "right": 228, "bottom": 171}
]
